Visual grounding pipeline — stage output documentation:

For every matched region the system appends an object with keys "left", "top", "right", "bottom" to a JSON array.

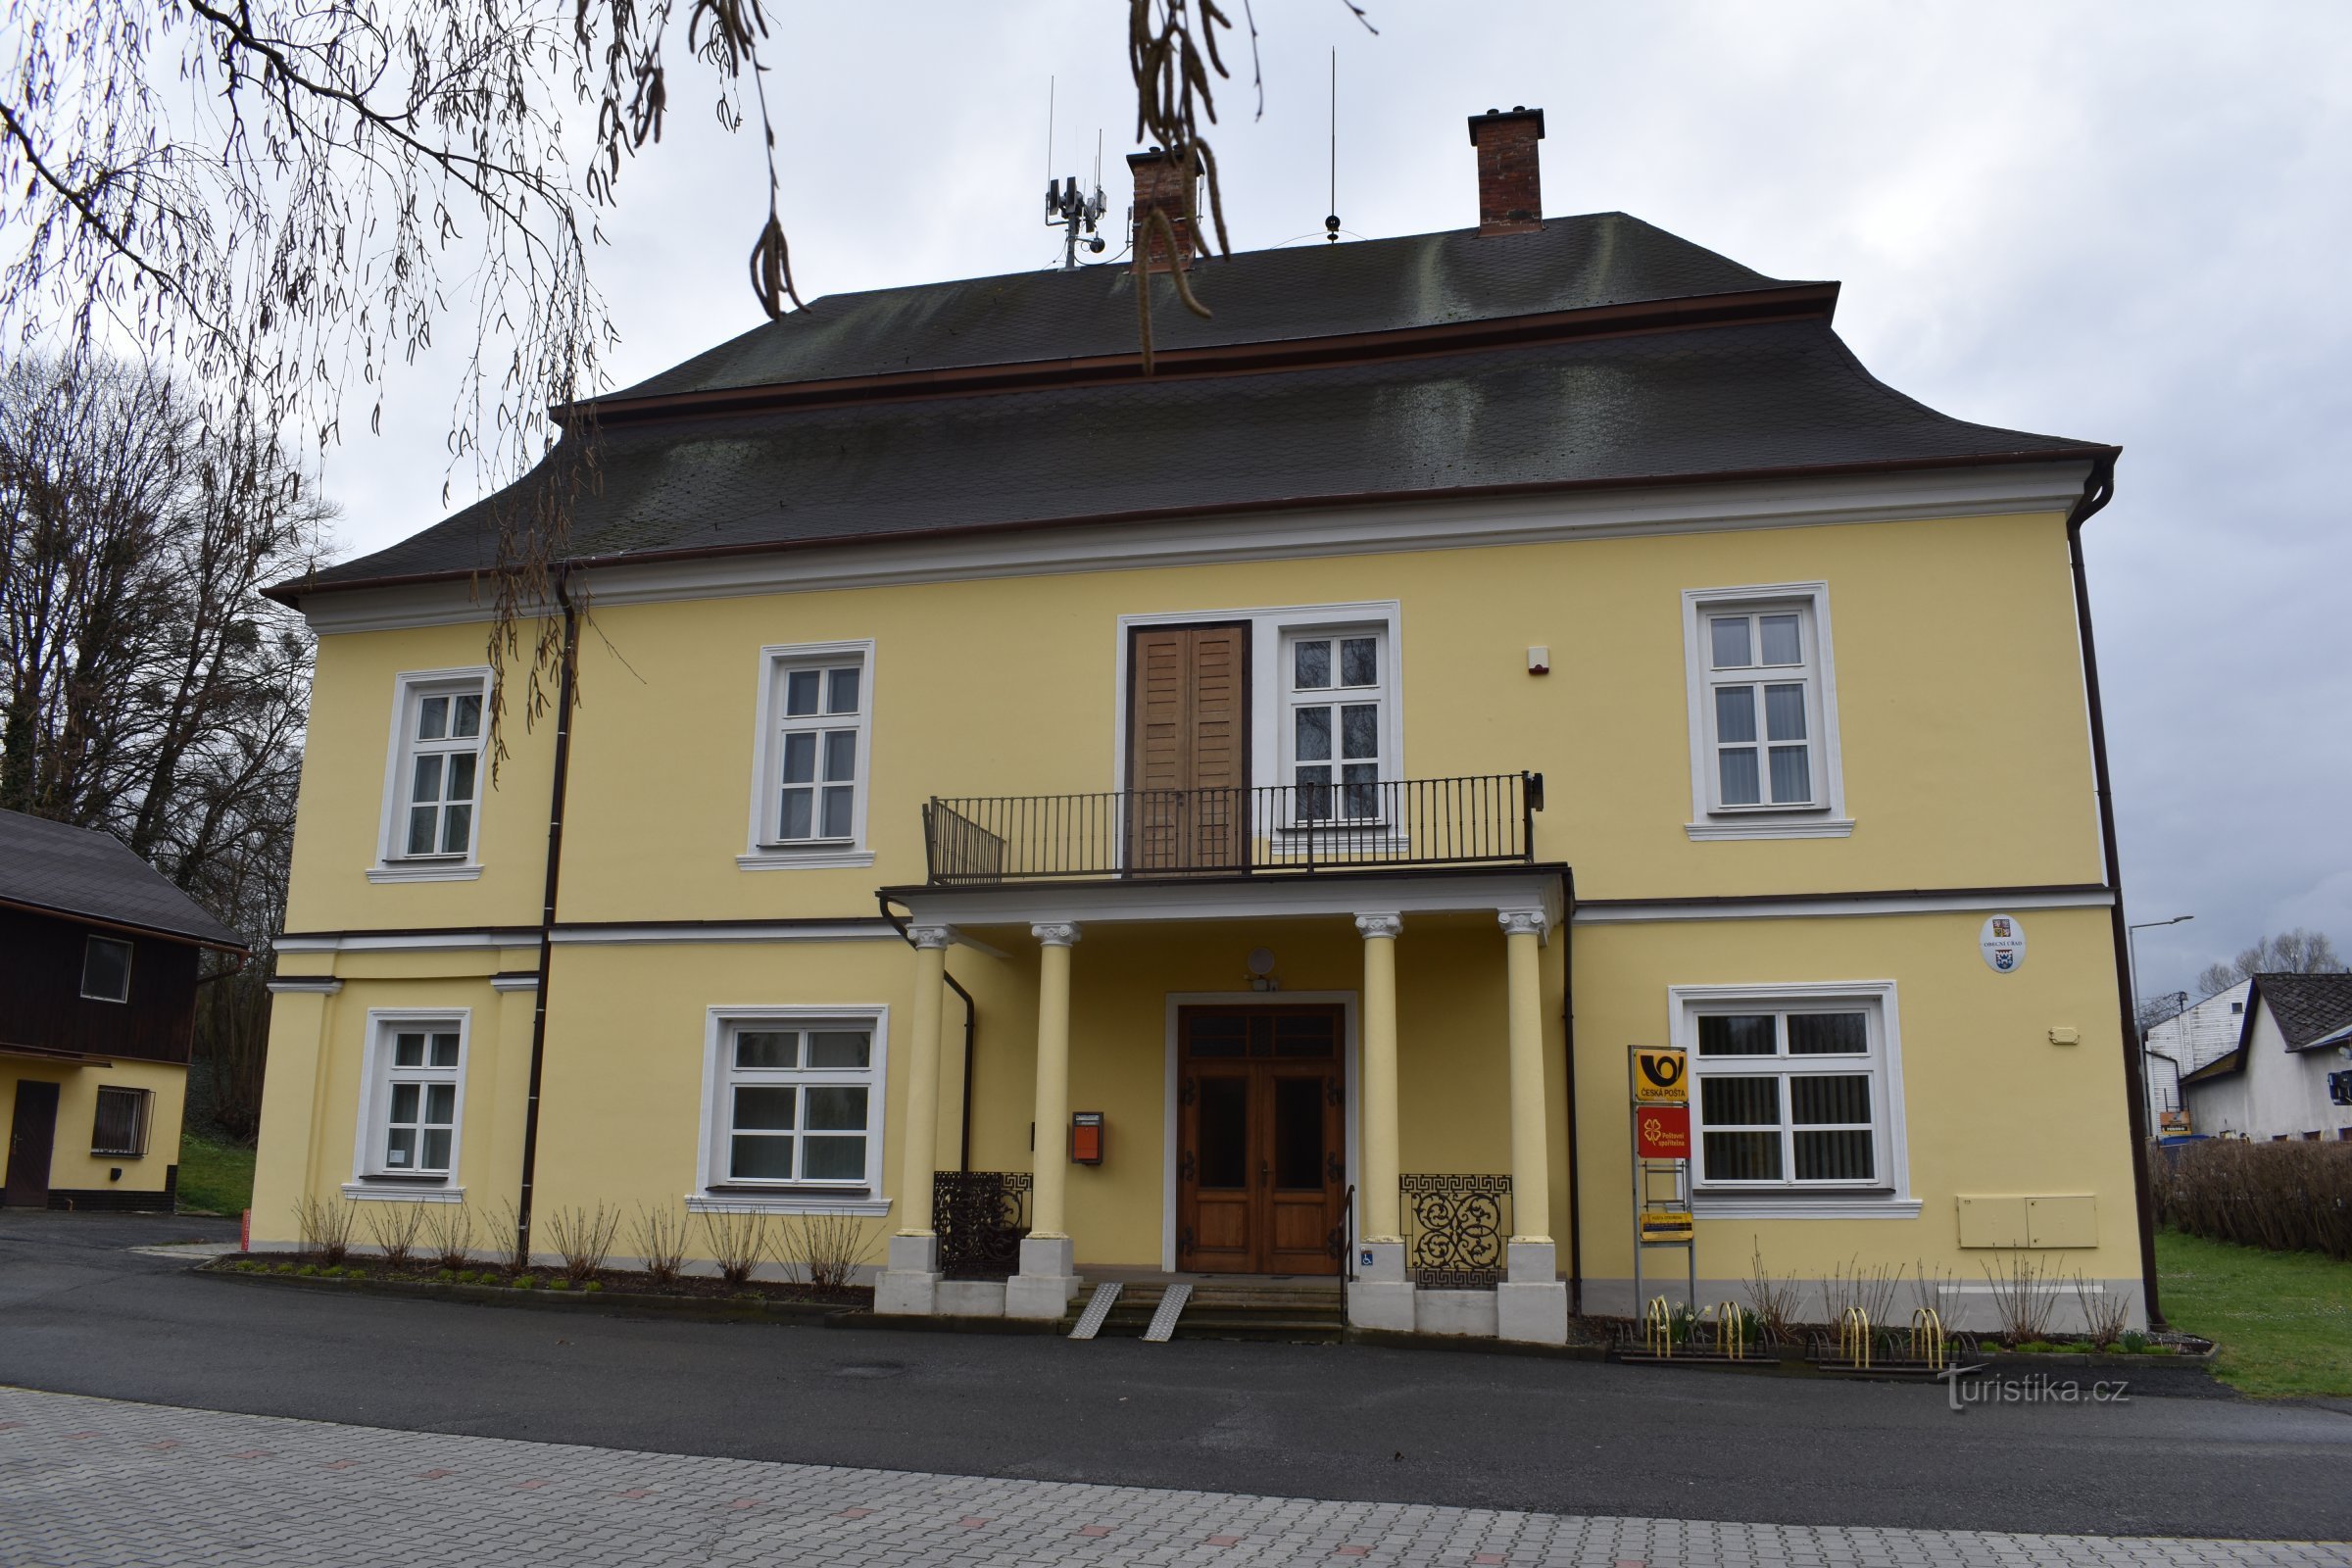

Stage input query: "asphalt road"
[{"left": 4, "top": 1211, "right": 2348, "bottom": 1542}]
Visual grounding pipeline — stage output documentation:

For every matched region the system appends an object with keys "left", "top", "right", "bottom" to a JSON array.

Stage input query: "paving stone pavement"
[{"left": 3, "top": 1387, "right": 2346, "bottom": 1568}]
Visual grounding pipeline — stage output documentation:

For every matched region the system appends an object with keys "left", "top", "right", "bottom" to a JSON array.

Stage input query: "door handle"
[{"left": 1260, "top": 1159, "right": 1270, "bottom": 1189}]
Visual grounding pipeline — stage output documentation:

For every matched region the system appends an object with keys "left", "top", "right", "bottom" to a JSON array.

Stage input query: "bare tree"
[
  {"left": 1, "top": 350, "right": 325, "bottom": 1141},
  {"left": 2196, "top": 929, "right": 2347, "bottom": 997},
  {"left": 2, "top": 2, "right": 1365, "bottom": 756}
]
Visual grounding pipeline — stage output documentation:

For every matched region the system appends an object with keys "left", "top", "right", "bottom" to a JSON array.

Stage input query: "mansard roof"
[{"left": 279, "top": 214, "right": 2112, "bottom": 601}]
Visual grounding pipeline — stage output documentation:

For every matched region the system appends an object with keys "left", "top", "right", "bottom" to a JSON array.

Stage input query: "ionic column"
[
  {"left": 1494, "top": 908, "right": 1568, "bottom": 1345},
  {"left": 1006, "top": 921, "right": 1082, "bottom": 1319},
  {"left": 1355, "top": 912, "right": 1404, "bottom": 1242},
  {"left": 876, "top": 922, "right": 954, "bottom": 1316},
  {"left": 1499, "top": 910, "right": 1553, "bottom": 1245}
]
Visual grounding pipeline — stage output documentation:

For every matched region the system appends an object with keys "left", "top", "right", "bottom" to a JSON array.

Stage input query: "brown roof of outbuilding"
[{"left": 274, "top": 214, "right": 2112, "bottom": 601}]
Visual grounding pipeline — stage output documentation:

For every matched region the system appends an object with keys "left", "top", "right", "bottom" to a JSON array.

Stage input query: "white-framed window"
[
  {"left": 1669, "top": 981, "right": 1915, "bottom": 1218},
  {"left": 371, "top": 668, "right": 491, "bottom": 881},
  {"left": 351, "top": 1011, "right": 469, "bottom": 1188},
  {"left": 1680, "top": 584, "right": 1849, "bottom": 840},
  {"left": 740, "top": 641, "right": 876, "bottom": 871},
  {"left": 91, "top": 1086, "right": 152, "bottom": 1156},
  {"left": 695, "top": 1006, "right": 890, "bottom": 1214},
  {"left": 79, "top": 935, "right": 133, "bottom": 1003},
  {"left": 1282, "top": 627, "right": 1390, "bottom": 823}
]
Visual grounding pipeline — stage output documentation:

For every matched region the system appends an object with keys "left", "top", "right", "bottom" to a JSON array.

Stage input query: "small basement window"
[
  {"left": 80, "top": 935, "right": 133, "bottom": 1003},
  {"left": 92, "top": 1087, "right": 152, "bottom": 1157}
]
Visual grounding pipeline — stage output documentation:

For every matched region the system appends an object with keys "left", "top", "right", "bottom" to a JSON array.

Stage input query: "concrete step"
[{"left": 1057, "top": 1279, "right": 1348, "bottom": 1345}]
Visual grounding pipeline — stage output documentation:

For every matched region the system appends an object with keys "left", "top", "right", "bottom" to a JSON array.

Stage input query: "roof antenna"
[
  {"left": 1040, "top": 79, "right": 1107, "bottom": 270},
  {"left": 1325, "top": 49, "right": 1343, "bottom": 242}
]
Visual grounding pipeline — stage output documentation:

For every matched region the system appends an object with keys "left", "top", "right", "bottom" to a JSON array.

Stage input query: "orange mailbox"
[{"left": 1070, "top": 1111, "right": 1104, "bottom": 1165}]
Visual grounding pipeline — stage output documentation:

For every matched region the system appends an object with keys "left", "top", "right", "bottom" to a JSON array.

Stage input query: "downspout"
[
  {"left": 2064, "top": 453, "right": 2165, "bottom": 1327},
  {"left": 878, "top": 895, "right": 978, "bottom": 1171},
  {"left": 1558, "top": 867, "right": 1582, "bottom": 1317},
  {"left": 514, "top": 578, "right": 581, "bottom": 1264}
]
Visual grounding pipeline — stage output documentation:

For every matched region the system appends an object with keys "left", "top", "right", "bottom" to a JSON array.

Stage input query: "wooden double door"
[{"left": 1176, "top": 1004, "right": 1347, "bottom": 1275}]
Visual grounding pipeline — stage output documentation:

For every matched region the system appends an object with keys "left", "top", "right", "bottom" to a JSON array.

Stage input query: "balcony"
[{"left": 921, "top": 773, "right": 1543, "bottom": 885}]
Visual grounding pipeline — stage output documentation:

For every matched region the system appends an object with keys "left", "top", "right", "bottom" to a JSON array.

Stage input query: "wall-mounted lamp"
[
  {"left": 1247, "top": 946, "right": 1280, "bottom": 993},
  {"left": 1527, "top": 645, "right": 1550, "bottom": 676}
]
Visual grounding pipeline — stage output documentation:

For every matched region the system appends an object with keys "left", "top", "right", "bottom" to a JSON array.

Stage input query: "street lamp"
[{"left": 2128, "top": 913, "right": 2194, "bottom": 1024}]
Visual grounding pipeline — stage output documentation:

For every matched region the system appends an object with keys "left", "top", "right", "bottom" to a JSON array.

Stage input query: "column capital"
[
  {"left": 1496, "top": 909, "right": 1546, "bottom": 940},
  {"left": 907, "top": 923, "right": 956, "bottom": 951},
  {"left": 1031, "top": 921, "right": 1081, "bottom": 948},
  {"left": 1353, "top": 912, "right": 1402, "bottom": 942}
]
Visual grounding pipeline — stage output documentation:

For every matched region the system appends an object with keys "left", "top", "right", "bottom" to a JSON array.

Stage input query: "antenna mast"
[
  {"left": 1325, "top": 49, "right": 1343, "bottom": 242},
  {"left": 1042, "top": 80, "right": 1107, "bottom": 270}
]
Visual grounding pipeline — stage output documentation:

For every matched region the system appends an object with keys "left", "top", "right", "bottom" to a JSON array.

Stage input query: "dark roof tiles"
[
  {"left": 2252, "top": 973, "right": 2352, "bottom": 1052},
  {"left": 0, "top": 808, "right": 247, "bottom": 950}
]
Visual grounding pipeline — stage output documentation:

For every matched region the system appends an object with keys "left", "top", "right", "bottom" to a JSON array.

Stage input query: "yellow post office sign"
[
  {"left": 1633, "top": 1047, "right": 1688, "bottom": 1105},
  {"left": 1640, "top": 1210, "right": 1695, "bottom": 1244}
]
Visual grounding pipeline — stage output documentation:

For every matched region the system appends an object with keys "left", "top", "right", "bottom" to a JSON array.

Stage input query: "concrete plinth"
[
  {"left": 933, "top": 1280, "right": 1007, "bottom": 1318},
  {"left": 1004, "top": 1235, "right": 1079, "bottom": 1320},
  {"left": 1496, "top": 1238, "right": 1568, "bottom": 1345},
  {"left": 874, "top": 1233, "right": 941, "bottom": 1317},
  {"left": 1348, "top": 1240, "right": 1416, "bottom": 1333},
  {"left": 1415, "top": 1289, "right": 1499, "bottom": 1338}
]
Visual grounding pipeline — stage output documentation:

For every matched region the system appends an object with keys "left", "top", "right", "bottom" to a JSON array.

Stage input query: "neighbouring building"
[
  {"left": 1, "top": 808, "right": 248, "bottom": 1211},
  {"left": 2180, "top": 974, "right": 2352, "bottom": 1143},
  {"left": 2141, "top": 980, "right": 2251, "bottom": 1135},
  {"left": 253, "top": 107, "right": 2158, "bottom": 1338}
]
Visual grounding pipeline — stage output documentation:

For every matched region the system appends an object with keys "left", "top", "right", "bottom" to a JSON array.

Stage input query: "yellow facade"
[
  {"left": 256, "top": 498, "right": 2144, "bottom": 1333},
  {"left": 2, "top": 1057, "right": 187, "bottom": 1206}
]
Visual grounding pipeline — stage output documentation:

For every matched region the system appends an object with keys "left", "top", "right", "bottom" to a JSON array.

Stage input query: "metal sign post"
[{"left": 1629, "top": 1045, "right": 1695, "bottom": 1320}]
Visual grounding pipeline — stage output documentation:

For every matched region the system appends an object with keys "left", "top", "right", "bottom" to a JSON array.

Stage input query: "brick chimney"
[
  {"left": 1467, "top": 107, "right": 1545, "bottom": 234},
  {"left": 1128, "top": 147, "right": 1200, "bottom": 271}
]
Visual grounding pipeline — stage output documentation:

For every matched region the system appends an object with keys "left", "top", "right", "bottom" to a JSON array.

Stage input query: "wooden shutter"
[{"left": 1127, "top": 623, "right": 1250, "bottom": 870}]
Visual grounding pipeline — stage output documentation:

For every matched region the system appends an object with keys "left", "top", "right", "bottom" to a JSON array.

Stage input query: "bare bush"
[
  {"left": 545, "top": 1204, "right": 622, "bottom": 1285},
  {"left": 1911, "top": 1260, "right": 1965, "bottom": 1331},
  {"left": 2073, "top": 1273, "right": 2133, "bottom": 1348},
  {"left": 423, "top": 1202, "right": 476, "bottom": 1272},
  {"left": 490, "top": 1200, "right": 533, "bottom": 1274},
  {"left": 1740, "top": 1242, "right": 1802, "bottom": 1341},
  {"left": 1822, "top": 1255, "right": 1905, "bottom": 1327},
  {"left": 363, "top": 1203, "right": 426, "bottom": 1268},
  {"left": 292, "top": 1195, "right": 355, "bottom": 1265},
  {"left": 630, "top": 1203, "right": 688, "bottom": 1289},
  {"left": 1981, "top": 1251, "right": 2060, "bottom": 1346},
  {"left": 702, "top": 1207, "right": 768, "bottom": 1289},
  {"left": 2152, "top": 1139, "right": 2352, "bottom": 1260},
  {"left": 774, "top": 1210, "right": 875, "bottom": 1292}
]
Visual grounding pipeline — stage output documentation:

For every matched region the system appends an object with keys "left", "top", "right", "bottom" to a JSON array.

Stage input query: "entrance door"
[
  {"left": 1127, "top": 622, "right": 1250, "bottom": 872},
  {"left": 4, "top": 1080, "right": 60, "bottom": 1208},
  {"left": 1176, "top": 1005, "right": 1346, "bottom": 1274}
]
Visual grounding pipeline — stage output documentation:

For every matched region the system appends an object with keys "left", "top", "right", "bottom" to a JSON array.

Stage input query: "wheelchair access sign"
[{"left": 1632, "top": 1047, "right": 1687, "bottom": 1105}]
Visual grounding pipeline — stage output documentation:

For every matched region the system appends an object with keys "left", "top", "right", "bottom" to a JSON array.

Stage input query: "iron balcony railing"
[{"left": 922, "top": 772, "right": 1542, "bottom": 884}]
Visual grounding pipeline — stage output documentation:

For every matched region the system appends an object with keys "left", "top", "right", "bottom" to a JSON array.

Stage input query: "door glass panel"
[
  {"left": 1273, "top": 1013, "right": 1337, "bottom": 1056},
  {"left": 1197, "top": 1077, "right": 1248, "bottom": 1188},
  {"left": 1188, "top": 1016, "right": 1249, "bottom": 1057},
  {"left": 1273, "top": 1077, "right": 1325, "bottom": 1189}
]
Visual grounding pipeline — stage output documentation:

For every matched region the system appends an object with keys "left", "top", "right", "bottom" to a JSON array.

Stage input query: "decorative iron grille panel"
[
  {"left": 932, "top": 1170, "right": 1031, "bottom": 1281},
  {"left": 1400, "top": 1172, "right": 1511, "bottom": 1289}
]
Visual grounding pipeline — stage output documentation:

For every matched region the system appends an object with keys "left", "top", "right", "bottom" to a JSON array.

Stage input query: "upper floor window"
[
  {"left": 358, "top": 1015, "right": 466, "bottom": 1181},
  {"left": 1681, "top": 584, "right": 1849, "bottom": 840},
  {"left": 741, "top": 641, "right": 876, "bottom": 871},
  {"left": 1284, "top": 628, "right": 1388, "bottom": 823},
  {"left": 372, "top": 669, "right": 491, "bottom": 881},
  {"left": 80, "top": 935, "right": 133, "bottom": 1003}
]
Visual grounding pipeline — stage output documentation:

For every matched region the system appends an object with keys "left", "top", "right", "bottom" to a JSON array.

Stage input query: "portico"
[{"left": 876, "top": 864, "right": 1573, "bottom": 1344}]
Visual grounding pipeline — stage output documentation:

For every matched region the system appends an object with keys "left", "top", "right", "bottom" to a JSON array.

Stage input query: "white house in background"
[
  {"left": 2179, "top": 973, "right": 2352, "bottom": 1142},
  {"left": 2142, "top": 980, "right": 2251, "bottom": 1134}
]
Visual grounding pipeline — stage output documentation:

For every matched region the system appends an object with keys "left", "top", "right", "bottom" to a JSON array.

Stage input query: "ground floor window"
[
  {"left": 91, "top": 1087, "right": 151, "bottom": 1156},
  {"left": 358, "top": 1013, "right": 467, "bottom": 1182},
  {"left": 1668, "top": 981, "right": 1906, "bottom": 1210},
  {"left": 701, "top": 1007, "right": 887, "bottom": 1199}
]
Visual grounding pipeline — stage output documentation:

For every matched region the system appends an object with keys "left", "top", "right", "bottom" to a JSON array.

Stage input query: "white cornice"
[
  {"left": 1574, "top": 887, "right": 2115, "bottom": 924},
  {"left": 896, "top": 870, "right": 1565, "bottom": 932},
  {"left": 295, "top": 463, "right": 2094, "bottom": 633}
]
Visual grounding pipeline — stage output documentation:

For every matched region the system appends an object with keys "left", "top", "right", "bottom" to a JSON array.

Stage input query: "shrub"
[
  {"left": 1740, "top": 1242, "right": 1801, "bottom": 1342},
  {"left": 2119, "top": 1330, "right": 2150, "bottom": 1354},
  {"left": 631, "top": 1202, "right": 688, "bottom": 1288},
  {"left": 1911, "top": 1261, "right": 1964, "bottom": 1334},
  {"left": 701, "top": 1206, "right": 768, "bottom": 1288},
  {"left": 545, "top": 1202, "right": 621, "bottom": 1285},
  {"left": 2072, "top": 1272, "right": 2133, "bottom": 1348},
  {"left": 490, "top": 1199, "right": 534, "bottom": 1273},
  {"left": 292, "top": 1195, "right": 356, "bottom": 1265},
  {"left": 775, "top": 1209, "right": 875, "bottom": 1292},
  {"left": 2152, "top": 1139, "right": 2352, "bottom": 1260},
  {"left": 364, "top": 1203, "right": 427, "bottom": 1269},
  {"left": 1823, "top": 1256, "right": 1904, "bottom": 1328},
  {"left": 423, "top": 1201, "right": 476, "bottom": 1272},
  {"left": 1981, "top": 1250, "right": 2059, "bottom": 1346}
]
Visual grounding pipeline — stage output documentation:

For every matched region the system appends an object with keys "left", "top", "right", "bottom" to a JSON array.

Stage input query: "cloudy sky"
[{"left": 320, "top": 2, "right": 2352, "bottom": 1002}]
